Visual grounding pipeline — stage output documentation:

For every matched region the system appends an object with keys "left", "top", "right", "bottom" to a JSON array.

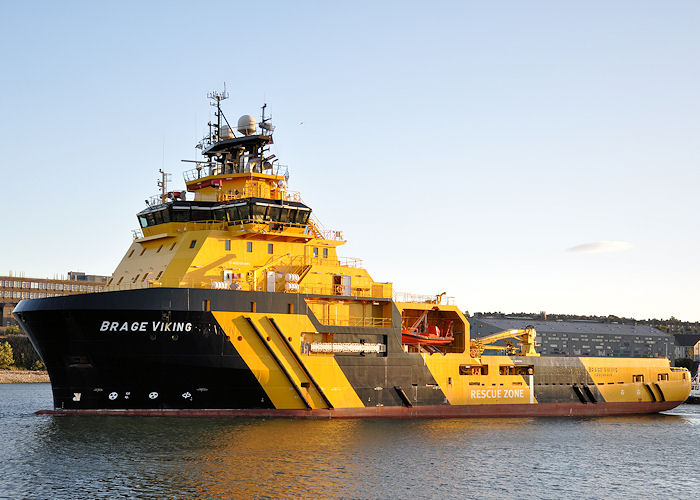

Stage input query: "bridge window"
[
  {"left": 171, "top": 207, "right": 189, "bottom": 222},
  {"left": 213, "top": 208, "right": 227, "bottom": 221},
  {"left": 280, "top": 208, "right": 291, "bottom": 223},
  {"left": 323, "top": 248, "right": 328, "bottom": 258},
  {"left": 247, "top": 242, "right": 253, "bottom": 252},
  {"left": 251, "top": 204, "right": 267, "bottom": 222},
  {"left": 225, "top": 240, "right": 231, "bottom": 251},
  {"left": 190, "top": 208, "right": 212, "bottom": 221},
  {"left": 238, "top": 204, "right": 250, "bottom": 221},
  {"left": 268, "top": 243, "right": 273, "bottom": 254},
  {"left": 268, "top": 206, "right": 281, "bottom": 221}
]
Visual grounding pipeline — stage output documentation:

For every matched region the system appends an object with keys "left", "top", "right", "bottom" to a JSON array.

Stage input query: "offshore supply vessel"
[{"left": 14, "top": 90, "right": 691, "bottom": 417}]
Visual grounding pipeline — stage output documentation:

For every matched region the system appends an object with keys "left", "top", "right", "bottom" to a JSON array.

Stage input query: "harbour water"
[{"left": 1, "top": 384, "right": 698, "bottom": 499}]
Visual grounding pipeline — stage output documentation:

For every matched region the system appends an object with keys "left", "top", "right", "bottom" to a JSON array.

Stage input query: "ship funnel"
[{"left": 237, "top": 115, "right": 257, "bottom": 136}]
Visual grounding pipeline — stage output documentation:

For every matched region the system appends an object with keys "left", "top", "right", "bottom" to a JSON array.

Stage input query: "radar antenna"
[{"left": 207, "top": 84, "right": 233, "bottom": 142}]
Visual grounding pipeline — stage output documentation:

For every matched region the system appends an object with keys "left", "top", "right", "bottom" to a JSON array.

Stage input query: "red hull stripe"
[{"left": 36, "top": 401, "right": 683, "bottom": 418}]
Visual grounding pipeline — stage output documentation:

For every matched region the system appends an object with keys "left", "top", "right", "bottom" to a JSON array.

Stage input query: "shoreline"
[{"left": 0, "top": 370, "right": 50, "bottom": 383}]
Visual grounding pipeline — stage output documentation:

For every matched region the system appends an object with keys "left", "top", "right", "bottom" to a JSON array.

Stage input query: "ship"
[
  {"left": 14, "top": 89, "right": 691, "bottom": 417},
  {"left": 688, "top": 371, "right": 700, "bottom": 404}
]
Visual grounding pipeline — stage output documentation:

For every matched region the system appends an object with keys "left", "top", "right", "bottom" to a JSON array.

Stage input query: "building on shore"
[
  {"left": 0, "top": 272, "right": 109, "bottom": 327},
  {"left": 469, "top": 315, "right": 674, "bottom": 359},
  {"left": 672, "top": 334, "right": 700, "bottom": 361}
]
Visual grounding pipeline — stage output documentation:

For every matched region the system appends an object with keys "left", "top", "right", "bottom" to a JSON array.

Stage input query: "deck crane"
[{"left": 470, "top": 326, "right": 540, "bottom": 358}]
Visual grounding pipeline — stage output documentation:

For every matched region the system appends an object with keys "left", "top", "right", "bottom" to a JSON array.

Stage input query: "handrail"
[
  {"left": 394, "top": 291, "right": 455, "bottom": 305},
  {"left": 338, "top": 257, "right": 363, "bottom": 268},
  {"left": 300, "top": 284, "right": 391, "bottom": 299},
  {"left": 183, "top": 164, "right": 289, "bottom": 182},
  {"left": 314, "top": 316, "right": 393, "bottom": 328}
]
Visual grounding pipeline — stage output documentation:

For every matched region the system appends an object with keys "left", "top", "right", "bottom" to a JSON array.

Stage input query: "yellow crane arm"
[{"left": 470, "top": 326, "right": 539, "bottom": 358}]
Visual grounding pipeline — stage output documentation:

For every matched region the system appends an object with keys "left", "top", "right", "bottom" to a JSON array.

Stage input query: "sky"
[{"left": 1, "top": 1, "right": 698, "bottom": 321}]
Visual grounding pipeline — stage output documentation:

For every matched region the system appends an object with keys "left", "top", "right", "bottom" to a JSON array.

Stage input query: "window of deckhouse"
[
  {"left": 238, "top": 204, "right": 250, "bottom": 221},
  {"left": 268, "top": 206, "right": 281, "bottom": 222},
  {"left": 280, "top": 208, "right": 291, "bottom": 223},
  {"left": 251, "top": 204, "right": 267, "bottom": 222}
]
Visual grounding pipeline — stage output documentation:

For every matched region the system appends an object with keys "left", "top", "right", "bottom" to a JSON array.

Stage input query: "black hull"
[{"left": 13, "top": 288, "right": 289, "bottom": 410}]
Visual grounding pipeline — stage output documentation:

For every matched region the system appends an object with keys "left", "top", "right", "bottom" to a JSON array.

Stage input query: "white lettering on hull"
[
  {"left": 100, "top": 320, "right": 193, "bottom": 333},
  {"left": 470, "top": 388, "right": 526, "bottom": 399}
]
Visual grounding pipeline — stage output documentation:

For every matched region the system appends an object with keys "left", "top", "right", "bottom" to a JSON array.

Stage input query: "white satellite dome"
[
  {"left": 219, "top": 125, "right": 234, "bottom": 140},
  {"left": 237, "top": 115, "right": 257, "bottom": 136}
]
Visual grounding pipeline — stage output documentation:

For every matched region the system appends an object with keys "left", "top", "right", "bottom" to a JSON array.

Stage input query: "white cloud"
[{"left": 566, "top": 241, "right": 633, "bottom": 254}]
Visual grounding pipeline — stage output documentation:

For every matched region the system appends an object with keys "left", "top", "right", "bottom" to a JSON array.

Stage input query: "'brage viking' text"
[{"left": 100, "top": 321, "right": 193, "bottom": 333}]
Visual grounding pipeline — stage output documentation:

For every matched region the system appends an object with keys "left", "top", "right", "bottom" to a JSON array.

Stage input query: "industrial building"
[
  {"left": 469, "top": 316, "right": 673, "bottom": 359},
  {"left": 0, "top": 272, "right": 108, "bottom": 327}
]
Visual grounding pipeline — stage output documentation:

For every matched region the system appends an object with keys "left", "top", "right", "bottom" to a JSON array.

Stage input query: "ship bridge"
[
  {"left": 136, "top": 198, "right": 313, "bottom": 242},
  {"left": 106, "top": 91, "right": 391, "bottom": 305}
]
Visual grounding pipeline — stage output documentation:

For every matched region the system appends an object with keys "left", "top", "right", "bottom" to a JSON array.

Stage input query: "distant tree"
[
  {"left": 30, "top": 360, "right": 45, "bottom": 371},
  {"left": 0, "top": 341, "right": 13, "bottom": 369},
  {"left": 4, "top": 325, "right": 20, "bottom": 335},
  {"left": 3, "top": 336, "right": 41, "bottom": 369}
]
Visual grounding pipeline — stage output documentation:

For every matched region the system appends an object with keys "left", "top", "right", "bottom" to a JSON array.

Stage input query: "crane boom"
[{"left": 470, "top": 326, "right": 540, "bottom": 358}]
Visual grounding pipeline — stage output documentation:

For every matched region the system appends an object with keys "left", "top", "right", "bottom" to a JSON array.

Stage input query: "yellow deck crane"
[{"left": 470, "top": 326, "right": 540, "bottom": 358}]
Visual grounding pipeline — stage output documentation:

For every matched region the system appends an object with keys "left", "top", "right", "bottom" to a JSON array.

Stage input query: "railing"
[
  {"left": 300, "top": 284, "right": 391, "bottom": 299},
  {"left": 393, "top": 291, "right": 455, "bottom": 305},
  {"left": 183, "top": 164, "right": 289, "bottom": 182},
  {"left": 179, "top": 221, "right": 231, "bottom": 232},
  {"left": 316, "top": 316, "right": 393, "bottom": 328},
  {"left": 308, "top": 215, "right": 344, "bottom": 241},
  {"left": 218, "top": 186, "right": 268, "bottom": 201},
  {"left": 283, "top": 191, "right": 303, "bottom": 202},
  {"left": 338, "top": 257, "right": 363, "bottom": 268},
  {"left": 183, "top": 166, "right": 212, "bottom": 182}
]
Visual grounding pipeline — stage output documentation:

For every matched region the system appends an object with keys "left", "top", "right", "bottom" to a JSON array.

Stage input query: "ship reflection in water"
[{"left": 3, "top": 385, "right": 697, "bottom": 499}]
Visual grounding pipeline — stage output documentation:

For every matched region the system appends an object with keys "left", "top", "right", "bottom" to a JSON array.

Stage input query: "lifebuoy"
[{"left": 335, "top": 285, "right": 343, "bottom": 294}]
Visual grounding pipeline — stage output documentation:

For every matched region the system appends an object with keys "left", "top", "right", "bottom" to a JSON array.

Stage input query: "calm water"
[{"left": 0, "top": 384, "right": 698, "bottom": 499}]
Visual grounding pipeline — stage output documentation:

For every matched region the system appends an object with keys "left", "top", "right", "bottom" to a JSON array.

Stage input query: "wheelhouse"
[{"left": 137, "top": 199, "right": 312, "bottom": 229}]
